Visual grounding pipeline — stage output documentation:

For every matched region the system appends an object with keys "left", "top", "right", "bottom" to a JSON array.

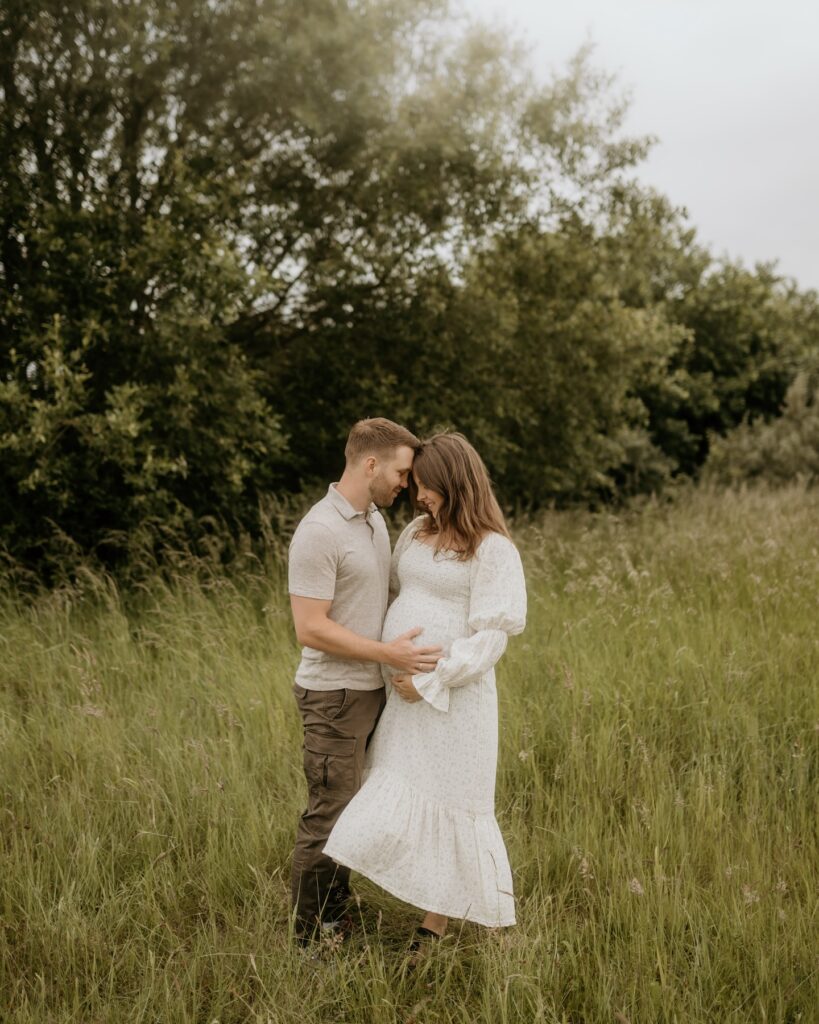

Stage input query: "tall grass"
[{"left": 1, "top": 485, "right": 817, "bottom": 1023}]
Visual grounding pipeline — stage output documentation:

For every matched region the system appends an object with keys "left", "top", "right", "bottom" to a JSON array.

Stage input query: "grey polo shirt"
[{"left": 288, "top": 484, "right": 391, "bottom": 691}]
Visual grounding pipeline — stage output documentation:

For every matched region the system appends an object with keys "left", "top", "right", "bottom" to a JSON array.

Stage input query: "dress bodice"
[{"left": 381, "top": 539, "right": 471, "bottom": 655}]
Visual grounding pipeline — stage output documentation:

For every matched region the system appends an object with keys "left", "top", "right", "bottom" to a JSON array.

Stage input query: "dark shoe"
[
  {"left": 406, "top": 925, "right": 444, "bottom": 969},
  {"left": 323, "top": 882, "right": 352, "bottom": 922},
  {"left": 410, "top": 925, "right": 444, "bottom": 943}
]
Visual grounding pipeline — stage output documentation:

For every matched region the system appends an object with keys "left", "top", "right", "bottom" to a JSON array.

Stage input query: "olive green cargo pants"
[{"left": 290, "top": 683, "right": 386, "bottom": 938}]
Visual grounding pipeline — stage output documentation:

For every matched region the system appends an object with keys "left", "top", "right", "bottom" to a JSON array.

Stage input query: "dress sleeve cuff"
[{"left": 412, "top": 672, "right": 450, "bottom": 712}]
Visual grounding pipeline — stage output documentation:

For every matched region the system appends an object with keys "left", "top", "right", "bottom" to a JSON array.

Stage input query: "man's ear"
[{"left": 364, "top": 455, "right": 377, "bottom": 476}]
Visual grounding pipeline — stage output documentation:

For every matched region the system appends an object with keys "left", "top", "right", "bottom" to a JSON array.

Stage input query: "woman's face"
[{"left": 414, "top": 476, "right": 445, "bottom": 520}]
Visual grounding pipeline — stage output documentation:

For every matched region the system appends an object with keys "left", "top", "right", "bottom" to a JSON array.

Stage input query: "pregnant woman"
[{"left": 323, "top": 432, "right": 527, "bottom": 942}]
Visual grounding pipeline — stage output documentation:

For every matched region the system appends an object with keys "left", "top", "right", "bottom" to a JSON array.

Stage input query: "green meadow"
[{"left": 1, "top": 486, "right": 817, "bottom": 1024}]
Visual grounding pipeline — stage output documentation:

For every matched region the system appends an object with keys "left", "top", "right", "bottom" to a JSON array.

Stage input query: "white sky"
[{"left": 463, "top": 0, "right": 819, "bottom": 292}]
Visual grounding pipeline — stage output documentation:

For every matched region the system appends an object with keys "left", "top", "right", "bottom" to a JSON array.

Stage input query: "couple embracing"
[{"left": 288, "top": 418, "right": 527, "bottom": 951}]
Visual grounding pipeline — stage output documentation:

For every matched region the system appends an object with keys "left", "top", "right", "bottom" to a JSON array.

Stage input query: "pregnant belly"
[{"left": 381, "top": 591, "right": 469, "bottom": 655}]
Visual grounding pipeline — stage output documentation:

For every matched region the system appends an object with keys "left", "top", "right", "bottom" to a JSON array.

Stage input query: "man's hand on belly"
[
  {"left": 392, "top": 674, "right": 423, "bottom": 703},
  {"left": 382, "top": 628, "right": 442, "bottom": 674},
  {"left": 291, "top": 598, "right": 441, "bottom": 673}
]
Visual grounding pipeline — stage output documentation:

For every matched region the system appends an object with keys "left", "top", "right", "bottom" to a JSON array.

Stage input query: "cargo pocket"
[
  {"left": 303, "top": 732, "right": 357, "bottom": 794},
  {"left": 324, "top": 688, "right": 349, "bottom": 721},
  {"left": 296, "top": 686, "right": 348, "bottom": 721}
]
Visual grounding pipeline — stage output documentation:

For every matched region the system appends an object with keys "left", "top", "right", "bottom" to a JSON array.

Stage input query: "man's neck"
[{"left": 335, "top": 474, "right": 370, "bottom": 512}]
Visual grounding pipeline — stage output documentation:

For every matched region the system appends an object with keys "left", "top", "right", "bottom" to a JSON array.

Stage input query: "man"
[{"left": 288, "top": 417, "right": 442, "bottom": 944}]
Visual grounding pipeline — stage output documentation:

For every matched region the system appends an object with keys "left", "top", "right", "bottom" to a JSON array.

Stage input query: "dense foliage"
[
  {"left": 704, "top": 371, "right": 819, "bottom": 486},
  {"left": 2, "top": 0, "right": 818, "bottom": 572}
]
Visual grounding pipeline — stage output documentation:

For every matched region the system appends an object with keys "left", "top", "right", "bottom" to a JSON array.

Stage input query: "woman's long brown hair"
[{"left": 409, "top": 432, "right": 510, "bottom": 560}]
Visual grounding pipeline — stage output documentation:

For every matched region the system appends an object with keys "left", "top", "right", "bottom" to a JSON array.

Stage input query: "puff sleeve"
[{"left": 412, "top": 532, "right": 527, "bottom": 712}]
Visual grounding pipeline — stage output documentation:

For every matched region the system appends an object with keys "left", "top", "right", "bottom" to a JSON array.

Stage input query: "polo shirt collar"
[{"left": 327, "top": 483, "right": 376, "bottom": 520}]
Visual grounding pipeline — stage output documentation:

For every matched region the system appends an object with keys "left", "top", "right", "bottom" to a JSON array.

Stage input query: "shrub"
[{"left": 703, "top": 372, "right": 819, "bottom": 486}]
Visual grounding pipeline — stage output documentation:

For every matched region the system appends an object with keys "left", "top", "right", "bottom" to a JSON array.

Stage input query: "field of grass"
[{"left": 1, "top": 485, "right": 817, "bottom": 1023}]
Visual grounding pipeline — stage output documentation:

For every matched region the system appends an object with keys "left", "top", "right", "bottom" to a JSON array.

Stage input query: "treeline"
[{"left": 1, "top": 0, "right": 817, "bottom": 575}]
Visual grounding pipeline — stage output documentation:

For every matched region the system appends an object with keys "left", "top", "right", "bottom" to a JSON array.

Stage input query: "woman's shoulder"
[
  {"left": 406, "top": 514, "right": 428, "bottom": 537},
  {"left": 475, "top": 530, "right": 519, "bottom": 558},
  {"left": 468, "top": 531, "right": 522, "bottom": 576},
  {"left": 395, "top": 515, "right": 428, "bottom": 547}
]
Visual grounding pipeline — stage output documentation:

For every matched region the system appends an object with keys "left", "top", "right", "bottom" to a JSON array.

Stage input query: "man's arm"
[{"left": 290, "top": 595, "right": 441, "bottom": 674}]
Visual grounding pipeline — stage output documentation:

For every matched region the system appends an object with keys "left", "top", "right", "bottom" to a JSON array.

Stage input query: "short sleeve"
[
  {"left": 288, "top": 521, "right": 338, "bottom": 601},
  {"left": 467, "top": 532, "right": 527, "bottom": 634}
]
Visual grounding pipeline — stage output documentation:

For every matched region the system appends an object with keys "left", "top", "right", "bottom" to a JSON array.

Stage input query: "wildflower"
[
  {"left": 634, "top": 735, "right": 650, "bottom": 766},
  {"left": 741, "top": 884, "right": 760, "bottom": 905},
  {"left": 632, "top": 799, "right": 650, "bottom": 827},
  {"left": 628, "top": 878, "right": 644, "bottom": 896},
  {"left": 517, "top": 749, "right": 531, "bottom": 762},
  {"left": 76, "top": 704, "right": 104, "bottom": 717}
]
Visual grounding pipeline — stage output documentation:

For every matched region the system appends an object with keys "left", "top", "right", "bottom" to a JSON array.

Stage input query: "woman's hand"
[{"left": 392, "top": 674, "right": 423, "bottom": 703}]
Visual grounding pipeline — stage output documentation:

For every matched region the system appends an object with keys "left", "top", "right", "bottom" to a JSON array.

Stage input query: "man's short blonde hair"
[{"left": 344, "top": 417, "right": 420, "bottom": 464}]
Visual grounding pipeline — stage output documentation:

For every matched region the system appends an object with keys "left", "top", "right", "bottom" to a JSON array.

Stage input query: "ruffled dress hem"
[
  {"left": 323, "top": 846, "right": 516, "bottom": 928},
  {"left": 322, "top": 768, "right": 516, "bottom": 928}
]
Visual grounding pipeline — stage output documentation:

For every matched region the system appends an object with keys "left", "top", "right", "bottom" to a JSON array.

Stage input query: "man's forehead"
[
  {"left": 392, "top": 444, "right": 416, "bottom": 471},
  {"left": 370, "top": 444, "right": 415, "bottom": 472}
]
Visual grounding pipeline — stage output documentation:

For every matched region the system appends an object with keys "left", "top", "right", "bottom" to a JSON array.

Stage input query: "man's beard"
[{"left": 370, "top": 480, "right": 398, "bottom": 508}]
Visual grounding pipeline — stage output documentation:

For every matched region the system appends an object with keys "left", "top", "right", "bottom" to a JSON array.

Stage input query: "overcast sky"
[{"left": 463, "top": 0, "right": 819, "bottom": 292}]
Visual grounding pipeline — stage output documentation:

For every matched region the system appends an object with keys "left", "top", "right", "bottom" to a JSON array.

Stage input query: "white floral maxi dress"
[{"left": 323, "top": 519, "right": 527, "bottom": 927}]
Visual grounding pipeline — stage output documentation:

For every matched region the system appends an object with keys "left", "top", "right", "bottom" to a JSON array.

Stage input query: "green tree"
[
  {"left": 429, "top": 221, "right": 686, "bottom": 504},
  {"left": 0, "top": 0, "right": 299, "bottom": 567},
  {"left": 664, "top": 264, "right": 817, "bottom": 472},
  {"left": 595, "top": 186, "right": 819, "bottom": 477},
  {"left": 2, "top": 2, "right": 654, "bottom": 569},
  {"left": 7, "top": 0, "right": 815, "bottom": 576},
  {"left": 237, "top": 43, "right": 658, "bottom": 493},
  {"left": 704, "top": 370, "right": 819, "bottom": 487}
]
